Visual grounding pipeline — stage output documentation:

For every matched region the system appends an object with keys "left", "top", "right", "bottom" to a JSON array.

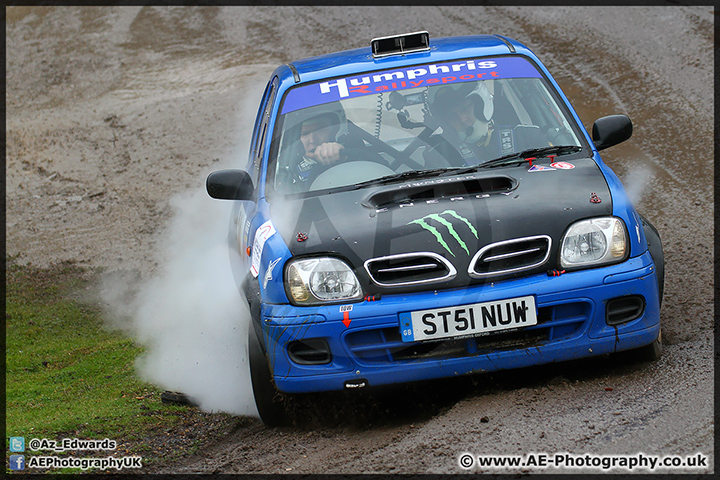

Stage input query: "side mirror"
[
  {"left": 206, "top": 169, "right": 255, "bottom": 201},
  {"left": 592, "top": 114, "right": 632, "bottom": 151}
]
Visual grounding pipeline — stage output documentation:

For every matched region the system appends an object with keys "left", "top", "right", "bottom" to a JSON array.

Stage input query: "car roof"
[{"left": 278, "top": 34, "right": 537, "bottom": 86}]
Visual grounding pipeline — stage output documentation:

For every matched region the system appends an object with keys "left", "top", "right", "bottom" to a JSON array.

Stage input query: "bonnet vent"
[{"left": 363, "top": 176, "right": 516, "bottom": 209}]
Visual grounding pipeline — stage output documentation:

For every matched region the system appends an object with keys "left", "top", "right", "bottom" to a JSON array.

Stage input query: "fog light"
[
  {"left": 287, "top": 339, "right": 331, "bottom": 365},
  {"left": 606, "top": 295, "right": 645, "bottom": 325}
]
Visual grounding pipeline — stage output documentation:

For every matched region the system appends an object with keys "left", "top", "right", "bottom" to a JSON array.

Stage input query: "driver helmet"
[
  {"left": 429, "top": 81, "right": 494, "bottom": 145},
  {"left": 285, "top": 100, "right": 349, "bottom": 144}
]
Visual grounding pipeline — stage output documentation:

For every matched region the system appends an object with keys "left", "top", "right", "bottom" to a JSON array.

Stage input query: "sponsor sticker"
[
  {"left": 341, "top": 305, "right": 353, "bottom": 327},
  {"left": 236, "top": 209, "right": 248, "bottom": 254},
  {"left": 407, "top": 209, "right": 478, "bottom": 257},
  {"left": 528, "top": 165, "right": 556, "bottom": 172},
  {"left": 250, "top": 220, "right": 277, "bottom": 277},
  {"left": 298, "top": 157, "right": 316, "bottom": 172},
  {"left": 263, "top": 257, "right": 282, "bottom": 288},
  {"left": 550, "top": 161, "right": 575, "bottom": 169}
]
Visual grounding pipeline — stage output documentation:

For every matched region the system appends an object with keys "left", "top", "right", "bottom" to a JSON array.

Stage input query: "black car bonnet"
[{"left": 269, "top": 158, "right": 612, "bottom": 291}]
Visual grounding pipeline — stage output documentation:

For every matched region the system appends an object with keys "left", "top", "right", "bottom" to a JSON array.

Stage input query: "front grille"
[
  {"left": 364, "top": 252, "right": 457, "bottom": 287},
  {"left": 468, "top": 235, "right": 551, "bottom": 278},
  {"left": 344, "top": 300, "right": 589, "bottom": 365}
]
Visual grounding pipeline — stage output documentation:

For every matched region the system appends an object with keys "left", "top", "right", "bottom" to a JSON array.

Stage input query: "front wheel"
[
  {"left": 248, "top": 328, "right": 290, "bottom": 427},
  {"left": 640, "top": 214, "right": 664, "bottom": 307},
  {"left": 632, "top": 330, "right": 663, "bottom": 362}
]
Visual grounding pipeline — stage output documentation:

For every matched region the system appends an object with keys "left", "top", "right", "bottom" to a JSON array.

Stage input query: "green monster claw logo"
[{"left": 407, "top": 210, "right": 478, "bottom": 256}]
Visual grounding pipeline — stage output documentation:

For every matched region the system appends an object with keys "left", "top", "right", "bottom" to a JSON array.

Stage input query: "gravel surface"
[{"left": 6, "top": 6, "right": 714, "bottom": 474}]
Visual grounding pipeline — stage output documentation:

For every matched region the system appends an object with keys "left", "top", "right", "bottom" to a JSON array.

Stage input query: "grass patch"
[{"left": 5, "top": 260, "right": 246, "bottom": 473}]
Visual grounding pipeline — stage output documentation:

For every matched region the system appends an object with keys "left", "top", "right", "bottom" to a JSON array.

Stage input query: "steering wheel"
[
  {"left": 340, "top": 146, "right": 390, "bottom": 167},
  {"left": 422, "top": 134, "right": 467, "bottom": 169}
]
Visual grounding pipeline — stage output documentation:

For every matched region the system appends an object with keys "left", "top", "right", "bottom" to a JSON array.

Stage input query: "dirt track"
[{"left": 6, "top": 6, "right": 714, "bottom": 474}]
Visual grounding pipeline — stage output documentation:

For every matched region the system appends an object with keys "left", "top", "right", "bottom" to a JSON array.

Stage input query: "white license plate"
[{"left": 399, "top": 295, "right": 537, "bottom": 342}]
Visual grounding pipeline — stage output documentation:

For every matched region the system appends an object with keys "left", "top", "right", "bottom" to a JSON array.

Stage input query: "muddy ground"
[{"left": 5, "top": 6, "right": 714, "bottom": 474}]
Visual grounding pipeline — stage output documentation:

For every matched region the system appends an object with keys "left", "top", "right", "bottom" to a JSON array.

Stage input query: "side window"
[{"left": 248, "top": 77, "right": 279, "bottom": 187}]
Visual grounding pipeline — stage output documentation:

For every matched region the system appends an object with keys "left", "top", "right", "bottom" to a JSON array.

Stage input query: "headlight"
[
  {"left": 560, "top": 217, "right": 628, "bottom": 269},
  {"left": 286, "top": 257, "right": 363, "bottom": 305}
]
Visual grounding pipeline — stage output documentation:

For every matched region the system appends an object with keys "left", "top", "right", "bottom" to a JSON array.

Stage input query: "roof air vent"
[{"left": 371, "top": 31, "right": 430, "bottom": 58}]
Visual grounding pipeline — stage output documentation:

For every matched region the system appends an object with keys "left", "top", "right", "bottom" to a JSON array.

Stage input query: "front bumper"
[{"left": 259, "top": 252, "right": 661, "bottom": 394}]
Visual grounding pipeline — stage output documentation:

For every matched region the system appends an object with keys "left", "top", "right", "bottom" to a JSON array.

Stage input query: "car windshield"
[{"left": 271, "top": 56, "right": 582, "bottom": 195}]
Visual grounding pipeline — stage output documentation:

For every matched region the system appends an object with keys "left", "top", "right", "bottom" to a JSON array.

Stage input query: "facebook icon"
[{"left": 9, "top": 455, "right": 25, "bottom": 471}]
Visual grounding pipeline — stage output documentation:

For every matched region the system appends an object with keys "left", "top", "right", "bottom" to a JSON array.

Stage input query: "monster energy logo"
[{"left": 408, "top": 210, "right": 478, "bottom": 256}]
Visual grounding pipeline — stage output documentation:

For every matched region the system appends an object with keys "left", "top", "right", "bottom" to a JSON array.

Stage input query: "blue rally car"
[{"left": 206, "top": 32, "right": 664, "bottom": 426}]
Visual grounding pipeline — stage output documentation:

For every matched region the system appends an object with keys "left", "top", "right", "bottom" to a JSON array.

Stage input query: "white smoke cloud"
[
  {"left": 100, "top": 186, "right": 258, "bottom": 416},
  {"left": 100, "top": 73, "right": 273, "bottom": 418},
  {"left": 130, "top": 190, "right": 257, "bottom": 416},
  {"left": 622, "top": 163, "right": 654, "bottom": 207}
]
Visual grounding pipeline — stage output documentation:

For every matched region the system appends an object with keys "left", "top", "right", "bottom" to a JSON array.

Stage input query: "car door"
[{"left": 233, "top": 77, "right": 279, "bottom": 271}]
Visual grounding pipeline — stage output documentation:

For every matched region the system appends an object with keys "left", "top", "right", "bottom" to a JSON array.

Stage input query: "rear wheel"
[{"left": 248, "top": 327, "right": 290, "bottom": 427}]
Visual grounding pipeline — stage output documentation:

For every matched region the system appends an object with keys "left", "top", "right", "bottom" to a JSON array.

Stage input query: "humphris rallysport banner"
[{"left": 281, "top": 56, "right": 542, "bottom": 114}]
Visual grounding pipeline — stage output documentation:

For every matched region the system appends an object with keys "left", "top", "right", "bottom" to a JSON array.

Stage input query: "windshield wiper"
[
  {"left": 445, "top": 145, "right": 583, "bottom": 176},
  {"left": 346, "top": 145, "right": 582, "bottom": 191},
  {"left": 480, "top": 145, "right": 582, "bottom": 169},
  {"left": 350, "top": 167, "right": 458, "bottom": 189}
]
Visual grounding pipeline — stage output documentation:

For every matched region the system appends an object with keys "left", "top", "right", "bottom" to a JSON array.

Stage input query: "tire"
[
  {"left": 640, "top": 214, "right": 664, "bottom": 307},
  {"left": 248, "top": 327, "right": 290, "bottom": 427},
  {"left": 632, "top": 329, "right": 663, "bottom": 362},
  {"left": 634, "top": 215, "right": 663, "bottom": 363}
]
